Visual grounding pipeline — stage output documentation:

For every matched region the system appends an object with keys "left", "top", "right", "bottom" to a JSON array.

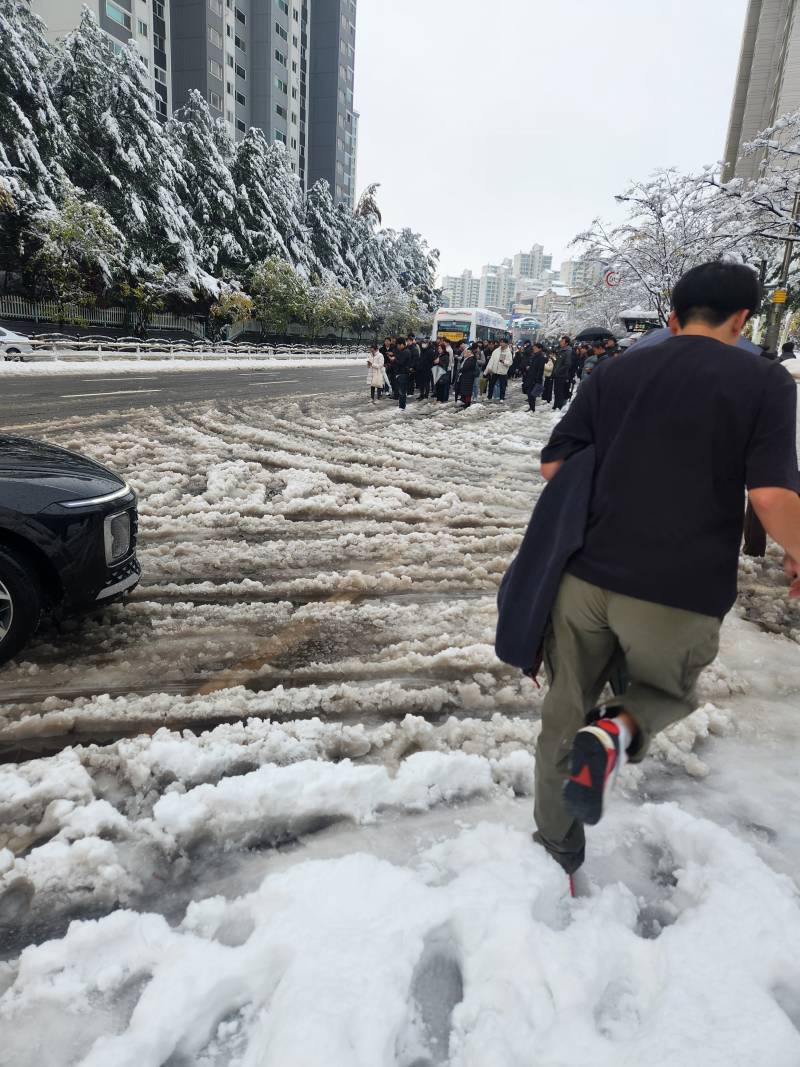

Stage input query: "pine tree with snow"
[
  {"left": 169, "top": 90, "right": 248, "bottom": 278},
  {"left": 305, "top": 179, "right": 349, "bottom": 284},
  {"left": 0, "top": 0, "right": 69, "bottom": 209},
  {"left": 231, "top": 128, "right": 291, "bottom": 267},
  {"left": 50, "top": 9, "right": 200, "bottom": 286},
  {"left": 260, "top": 141, "right": 312, "bottom": 275}
]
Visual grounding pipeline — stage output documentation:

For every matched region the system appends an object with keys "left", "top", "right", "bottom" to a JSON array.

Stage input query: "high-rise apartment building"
[
  {"left": 441, "top": 270, "right": 480, "bottom": 307},
  {"left": 169, "top": 0, "right": 311, "bottom": 185},
  {"left": 30, "top": 0, "right": 172, "bottom": 118},
  {"left": 513, "top": 244, "right": 545, "bottom": 281},
  {"left": 308, "top": 0, "right": 357, "bottom": 207},
  {"left": 28, "top": 0, "right": 357, "bottom": 199},
  {"left": 723, "top": 0, "right": 800, "bottom": 180},
  {"left": 560, "top": 255, "right": 605, "bottom": 290}
]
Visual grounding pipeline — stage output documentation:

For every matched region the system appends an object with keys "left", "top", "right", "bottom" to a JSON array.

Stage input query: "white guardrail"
[{"left": 9, "top": 341, "right": 366, "bottom": 362}]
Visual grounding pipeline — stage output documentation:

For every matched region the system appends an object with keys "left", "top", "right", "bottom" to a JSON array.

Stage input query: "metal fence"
[
  {"left": 0, "top": 296, "right": 207, "bottom": 338},
  {"left": 5, "top": 338, "right": 365, "bottom": 362}
]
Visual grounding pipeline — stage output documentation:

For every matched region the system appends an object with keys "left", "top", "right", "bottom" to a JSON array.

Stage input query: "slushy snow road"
[{"left": 0, "top": 386, "right": 799, "bottom": 1066}]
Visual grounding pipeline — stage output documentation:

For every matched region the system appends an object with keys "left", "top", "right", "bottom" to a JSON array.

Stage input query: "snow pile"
[{"left": 2, "top": 805, "right": 800, "bottom": 1067}]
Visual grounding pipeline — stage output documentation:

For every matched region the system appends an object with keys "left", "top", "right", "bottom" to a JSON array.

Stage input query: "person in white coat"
[
  {"left": 367, "top": 344, "right": 385, "bottom": 402},
  {"left": 486, "top": 339, "right": 514, "bottom": 400}
]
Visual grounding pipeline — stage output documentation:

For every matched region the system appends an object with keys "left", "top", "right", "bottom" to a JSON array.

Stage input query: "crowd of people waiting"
[{"left": 366, "top": 334, "right": 624, "bottom": 413}]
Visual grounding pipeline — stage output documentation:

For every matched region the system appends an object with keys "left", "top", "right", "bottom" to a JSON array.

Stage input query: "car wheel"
[
  {"left": 0, "top": 547, "right": 43, "bottom": 666},
  {"left": 5, "top": 348, "right": 23, "bottom": 362}
]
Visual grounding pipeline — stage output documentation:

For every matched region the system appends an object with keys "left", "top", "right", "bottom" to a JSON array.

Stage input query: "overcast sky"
[{"left": 353, "top": 0, "right": 748, "bottom": 278}]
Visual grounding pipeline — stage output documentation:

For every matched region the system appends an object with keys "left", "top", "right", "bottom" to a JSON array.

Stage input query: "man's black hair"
[
  {"left": 782, "top": 340, "right": 795, "bottom": 352},
  {"left": 671, "top": 262, "right": 762, "bottom": 328}
]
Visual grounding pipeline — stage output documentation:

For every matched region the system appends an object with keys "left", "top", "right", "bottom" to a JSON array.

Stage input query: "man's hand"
[
  {"left": 749, "top": 488, "right": 800, "bottom": 598},
  {"left": 784, "top": 554, "right": 800, "bottom": 599}
]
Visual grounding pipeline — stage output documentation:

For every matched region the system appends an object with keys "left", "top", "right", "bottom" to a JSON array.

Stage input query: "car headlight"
[{"left": 104, "top": 511, "right": 132, "bottom": 564}]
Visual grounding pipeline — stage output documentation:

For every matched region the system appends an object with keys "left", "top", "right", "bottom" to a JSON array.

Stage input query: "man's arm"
[{"left": 748, "top": 487, "right": 800, "bottom": 596}]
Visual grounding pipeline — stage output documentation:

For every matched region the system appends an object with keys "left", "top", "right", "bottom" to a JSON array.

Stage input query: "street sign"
[
  {"left": 773, "top": 289, "right": 788, "bottom": 304},
  {"left": 604, "top": 270, "right": 621, "bottom": 288}
]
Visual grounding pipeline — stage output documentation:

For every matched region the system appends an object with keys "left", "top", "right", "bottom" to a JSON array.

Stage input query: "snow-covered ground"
[
  {"left": 0, "top": 355, "right": 364, "bottom": 377},
  {"left": 1, "top": 385, "right": 799, "bottom": 1066}
]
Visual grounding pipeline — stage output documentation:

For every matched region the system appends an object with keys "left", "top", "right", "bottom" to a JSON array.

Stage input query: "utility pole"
[{"left": 765, "top": 190, "right": 800, "bottom": 352}]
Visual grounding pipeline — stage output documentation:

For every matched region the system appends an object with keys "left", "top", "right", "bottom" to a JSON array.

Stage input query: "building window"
[
  {"left": 209, "top": 26, "right": 223, "bottom": 48},
  {"left": 274, "top": 76, "right": 287, "bottom": 92},
  {"left": 291, "top": 111, "right": 297, "bottom": 124},
  {"left": 209, "top": 0, "right": 223, "bottom": 14},
  {"left": 226, "top": 23, "right": 232, "bottom": 37},
  {"left": 291, "top": 86, "right": 297, "bottom": 99},
  {"left": 235, "top": 6, "right": 246, "bottom": 23},
  {"left": 235, "top": 34, "right": 246, "bottom": 52},
  {"left": 154, "top": 65, "right": 167, "bottom": 85},
  {"left": 153, "top": 0, "right": 165, "bottom": 18},
  {"left": 275, "top": 22, "right": 288, "bottom": 41},
  {"left": 292, "top": 34, "right": 298, "bottom": 47},
  {"left": 105, "top": 0, "right": 131, "bottom": 30},
  {"left": 276, "top": 0, "right": 289, "bottom": 12},
  {"left": 226, "top": 80, "right": 232, "bottom": 94},
  {"left": 227, "top": 109, "right": 233, "bottom": 122},
  {"left": 275, "top": 130, "right": 287, "bottom": 144},
  {"left": 291, "top": 136, "right": 297, "bottom": 149},
  {"left": 235, "top": 63, "right": 246, "bottom": 79},
  {"left": 275, "top": 50, "right": 287, "bottom": 65},
  {"left": 291, "top": 60, "right": 297, "bottom": 72},
  {"left": 209, "top": 58, "right": 223, "bottom": 80},
  {"left": 137, "top": 18, "right": 148, "bottom": 36},
  {"left": 155, "top": 96, "right": 167, "bottom": 118},
  {"left": 276, "top": 104, "right": 287, "bottom": 118},
  {"left": 227, "top": 55, "right": 234, "bottom": 67},
  {"left": 293, "top": 7, "right": 299, "bottom": 20},
  {"left": 237, "top": 119, "right": 246, "bottom": 132},
  {"left": 209, "top": 91, "right": 222, "bottom": 110},
  {"left": 236, "top": 90, "right": 246, "bottom": 105},
  {"left": 154, "top": 33, "right": 165, "bottom": 50}
]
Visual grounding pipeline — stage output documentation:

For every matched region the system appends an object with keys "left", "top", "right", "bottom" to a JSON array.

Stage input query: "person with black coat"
[
  {"left": 523, "top": 343, "right": 547, "bottom": 411},
  {"left": 392, "top": 340, "right": 412, "bottom": 410},
  {"left": 456, "top": 347, "right": 479, "bottom": 407},
  {"left": 416, "top": 342, "right": 434, "bottom": 399},
  {"left": 552, "top": 335, "right": 574, "bottom": 410},
  {"left": 433, "top": 342, "right": 451, "bottom": 402}
]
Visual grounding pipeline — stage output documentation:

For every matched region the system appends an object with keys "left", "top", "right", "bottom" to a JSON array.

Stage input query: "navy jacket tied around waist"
[{"left": 495, "top": 446, "right": 596, "bottom": 673}]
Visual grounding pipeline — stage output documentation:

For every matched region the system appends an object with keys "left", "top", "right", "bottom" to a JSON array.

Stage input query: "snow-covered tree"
[
  {"left": 170, "top": 90, "right": 248, "bottom": 277},
  {"left": 305, "top": 179, "right": 347, "bottom": 283},
  {"left": 28, "top": 194, "right": 124, "bottom": 303},
  {"left": 0, "top": 0, "right": 69, "bottom": 209},
  {"left": 250, "top": 257, "right": 309, "bottom": 336},
  {"left": 575, "top": 169, "right": 741, "bottom": 325},
  {"left": 50, "top": 9, "right": 199, "bottom": 283},
  {"left": 208, "top": 286, "right": 254, "bottom": 340},
  {"left": 232, "top": 129, "right": 291, "bottom": 267},
  {"left": 304, "top": 279, "right": 355, "bottom": 340},
  {"left": 259, "top": 141, "right": 311, "bottom": 275}
]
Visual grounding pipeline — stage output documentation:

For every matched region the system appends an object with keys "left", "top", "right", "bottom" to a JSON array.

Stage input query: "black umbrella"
[{"left": 574, "top": 326, "right": 618, "bottom": 342}]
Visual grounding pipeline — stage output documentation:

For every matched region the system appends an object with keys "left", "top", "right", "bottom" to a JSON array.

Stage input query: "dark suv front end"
[{"left": 0, "top": 436, "right": 141, "bottom": 664}]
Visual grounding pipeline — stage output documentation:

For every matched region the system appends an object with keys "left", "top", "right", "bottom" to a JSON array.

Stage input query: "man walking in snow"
[{"left": 533, "top": 262, "right": 800, "bottom": 876}]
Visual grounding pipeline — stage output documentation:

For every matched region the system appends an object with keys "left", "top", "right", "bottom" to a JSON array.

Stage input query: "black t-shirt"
[{"left": 540, "top": 335, "right": 800, "bottom": 617}]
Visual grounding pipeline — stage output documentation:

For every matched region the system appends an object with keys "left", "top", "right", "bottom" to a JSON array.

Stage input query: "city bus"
[{"left": 431, "top": 307, "right": 508, "bottom": 345}]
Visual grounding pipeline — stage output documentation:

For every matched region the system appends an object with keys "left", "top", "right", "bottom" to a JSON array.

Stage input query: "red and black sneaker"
[{"left": 563, "top": 718, "right": 623, "bottom": 826}]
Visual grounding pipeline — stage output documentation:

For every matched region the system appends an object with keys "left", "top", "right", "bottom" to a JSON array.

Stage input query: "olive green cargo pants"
[{"left": 533, "top": 573, "right": 721, "bottom": 874}]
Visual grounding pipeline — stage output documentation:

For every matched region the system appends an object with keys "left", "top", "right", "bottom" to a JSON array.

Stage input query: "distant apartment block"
[
  {"left": 724, "top": 0, "right": 800, "bottom": 180},
  {"left": 442, "top": 243, "right": 557, "bottom": 314}
]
